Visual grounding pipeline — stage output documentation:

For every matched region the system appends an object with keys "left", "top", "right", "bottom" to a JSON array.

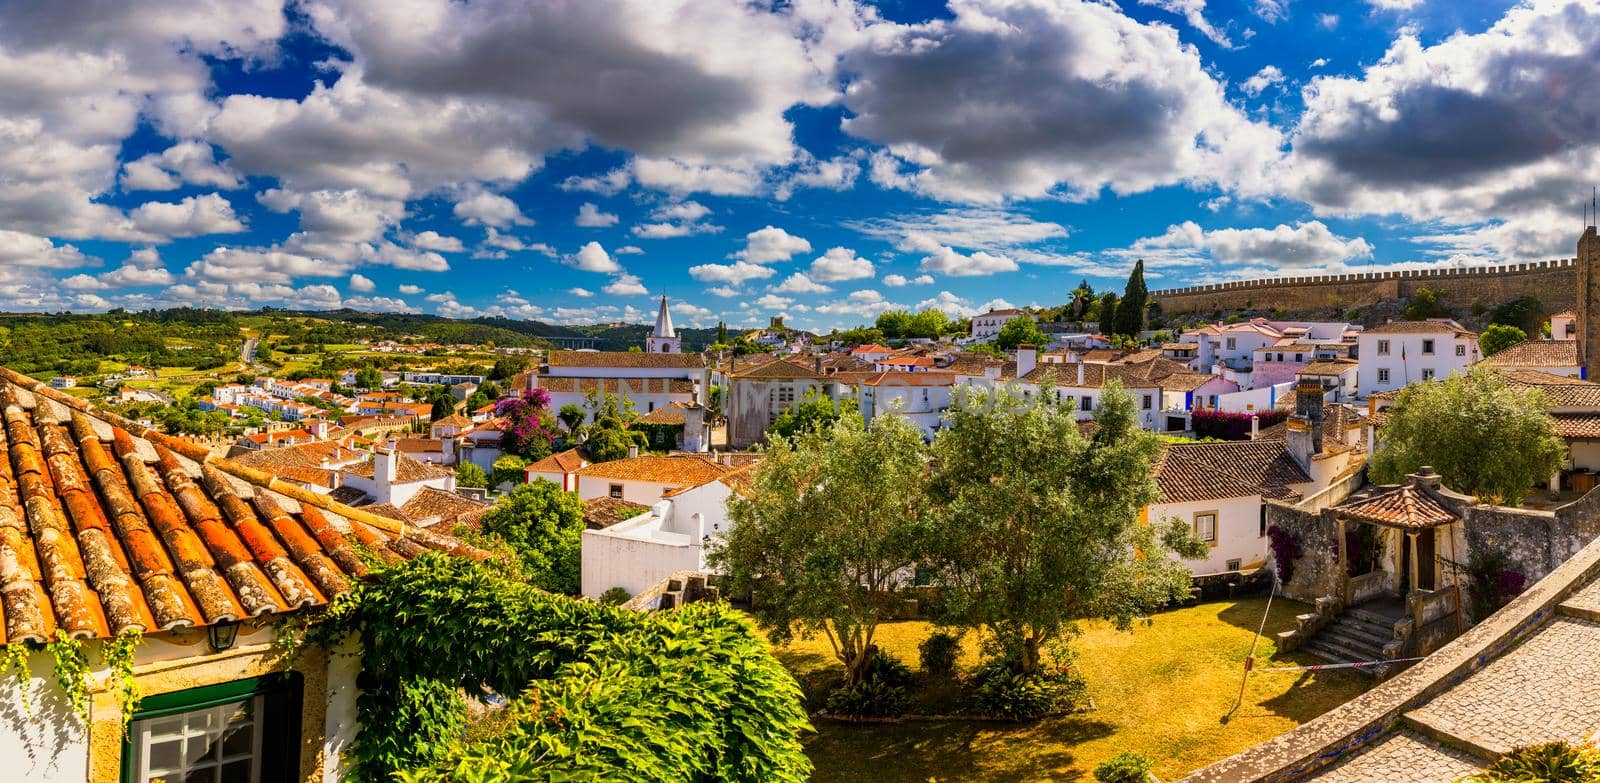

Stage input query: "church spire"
[
  {"left": 645, "top": 295, "right": 682, "bottom": 353},
  {"left": 652, "top": 294, "right": 675, "bottom": 339}
]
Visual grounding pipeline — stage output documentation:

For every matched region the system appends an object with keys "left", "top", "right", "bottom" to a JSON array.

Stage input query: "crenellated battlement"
[{"left": 1152, "top": 257, "right": 1578, "bottom": 315}]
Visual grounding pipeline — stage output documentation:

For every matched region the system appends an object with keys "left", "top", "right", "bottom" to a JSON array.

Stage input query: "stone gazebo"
[{"left": 1331, "top": 467, "right": 1470, "bottom": 652}]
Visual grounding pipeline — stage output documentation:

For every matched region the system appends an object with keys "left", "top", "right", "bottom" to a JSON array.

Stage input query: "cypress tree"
[
  {"left": 1113, "top": 259, "right": 1148, "bottom": 338},
  {"left": 1097, "top": 292, "right": 1119, "bottom": 338}
]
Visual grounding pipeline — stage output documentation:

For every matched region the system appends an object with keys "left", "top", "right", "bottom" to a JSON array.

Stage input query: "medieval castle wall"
[{"left": 1151, "top": 258, "right": 1577, "bottom": 315}]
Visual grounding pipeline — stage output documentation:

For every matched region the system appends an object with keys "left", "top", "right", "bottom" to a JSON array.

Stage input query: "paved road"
[{"left": 240, "top": 337, "right": 268, "bottom": 374}]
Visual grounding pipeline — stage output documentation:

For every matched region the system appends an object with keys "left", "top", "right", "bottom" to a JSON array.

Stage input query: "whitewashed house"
[
  {"left": 580, "top": 466, "right": 753, "bottom": 598},
  {"left": 572, "top": 453, "right": 734, "bottom": 504},
  {"left": 969, "top": 308, "right": 1029, "bottom": 340},
  {"left": 855, "top": 371, "right": 956, "bottom": 439},
  {"left": 1356, "top": 320, "right": 1480, "bottom": 397}
]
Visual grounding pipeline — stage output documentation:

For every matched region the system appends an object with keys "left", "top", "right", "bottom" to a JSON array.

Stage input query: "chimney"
[
  {"left": 815, "top": 356, "right": 823, "bottom": 373},
  {"left": 1016, "top": 344, "right": 1037, "bottom": 378},
  {"left": 1250, "top": 415, "right": 1259, "bottom": 440},
  {"left": 1076, "top": 361, "right": 1085, "bottom": 387},
  {"left": 1408, "top": 465, "right": 1442, "bottom": 490},
  {"left": 374, "top": 448, "right": 398, "bottom": 487},
  {"left": 1286, "top": 380, "right": 1325, "bottom": 472},
  {"left": 628, "top": 444, "right": 640, "bottom": 459}
]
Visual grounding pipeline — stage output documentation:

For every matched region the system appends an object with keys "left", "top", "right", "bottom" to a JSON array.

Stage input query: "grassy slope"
[{"left": 780, "top": 597, "right": 1370, "bottom": 782}]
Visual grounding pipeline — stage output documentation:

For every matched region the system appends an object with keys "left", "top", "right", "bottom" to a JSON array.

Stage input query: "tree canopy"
[
  {"left": 923, "top": 381, "right": 1204, "bottom": 675},
  {"left": 454, "top": 462, "right": 488, "bottom": 489},
  {"left": 1478, "top": 324, "right": 1528, "bottom": 357},
  {"left": 476, "top": 480, "right": 587, "bottom": 593},
  {"left": 1097, "top": 292, "right": 1119, "bottom": 338},
  {"left": 1370, "top": 367, "right": 1563, "bottom": 505},
  {"left": 995, "top": 315, "right": 1049, "bottom": 351},
  {"left": 713, "top": 411, "right": 933, "bottom": 686},
  {"left": 767, "top": 388, "right": 845, "bottom": 441},
  {"left": 578, "top": 391, "right": 648, "bottom": 462}
]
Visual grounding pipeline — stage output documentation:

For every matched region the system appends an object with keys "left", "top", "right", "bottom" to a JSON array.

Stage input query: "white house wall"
[
  {"left": 580, "top": 531, "right": 703, "bottom": 598},
  {"left": 1150, "top": 495, "right": 1270, "bottom": 576},
  {"left": 575, "top": 476, "right": 682, "bottom": 504}
]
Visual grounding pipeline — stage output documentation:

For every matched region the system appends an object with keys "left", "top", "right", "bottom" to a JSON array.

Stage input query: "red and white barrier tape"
[{"left": 1254, "top": 656, "right": 1428, "bottom": 672}]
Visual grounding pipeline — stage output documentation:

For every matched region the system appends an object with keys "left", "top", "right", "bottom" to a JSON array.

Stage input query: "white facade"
[
  {"left": 575, "top": 474, "right": 684, "bottom": 504},
  {"left": 1356, "top": 324, "right": 1479, "bottom": 397},
  {"left": 856, "top": 376, "right": 954, "bottom": 439},
  {"left": 581, "top": 480, "right": 733, "bottom": 597},
  {"left": 969, "top": 309, "right": 1028, "bottom": 339},
  {"left": 1150, "top": 495, "right": 1272, "bottom": 576}
]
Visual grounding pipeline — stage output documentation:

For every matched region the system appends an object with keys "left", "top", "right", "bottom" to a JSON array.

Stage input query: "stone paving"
[
  {"left": 1406, "top": 616, "right": 1600, "bottom": 755},
  {"left": 1304, "top": 731, "right": 1482, "bottom": 783},
  {"left": 1561, "top": 575, "right": 1600, "bottom": 618}
]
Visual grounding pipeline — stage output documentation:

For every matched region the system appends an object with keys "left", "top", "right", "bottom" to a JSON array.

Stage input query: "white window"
[
  {"left": 1194, "top": 512, "right": 1217, "bottom": 543},
  {"left": 1377, "top": 339, "right": 1390, "bottom": 355},
  {"left": 134, "top": 695, "right": 266, "bottom": 783},
  {"left": 1225, "top": 338, "right": 1237, "bottom": 350},
  {"left": 1422, "top": 369, "right": 1435, "bottom": 381},
  {"left": 1378, "top": 368, "right": 1390, "bottom": 383},
  {"left": 1142, "top": 394, "right": 1153, "bottom": 410},
  {"left": 1455, "top": 344, "right": 1466, "bottom": 357},
  {"left": 1422, "top": 339, "right": 1435, "bottom": 355}
]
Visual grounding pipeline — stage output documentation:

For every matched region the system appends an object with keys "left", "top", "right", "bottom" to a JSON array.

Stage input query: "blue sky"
[{"left": 2, "top": 0, "right": 1595, "bottom": 332}]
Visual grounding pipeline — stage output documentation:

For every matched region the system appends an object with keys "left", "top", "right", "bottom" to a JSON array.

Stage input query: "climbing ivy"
[
  {"left": 103, "top": 630, "right": 142, "bottom": 731},
  {"left": 324, "top": 552, "right": 813, "bottom": 783},
  {"left": 2, "top": 641, "right": 30, "bottom": 713},
  {"left": 46, "top": 630, "right": 90, "bottom": 721}
]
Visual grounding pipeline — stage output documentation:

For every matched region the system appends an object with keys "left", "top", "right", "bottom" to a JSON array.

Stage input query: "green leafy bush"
[
  {"left": 863, "top": 651, "right": 915, "bottom": 689},
  {"left": 1095, "top": 751, "right": 1158, "bottom": 783},
  {"left": 335, "top": 553, "right": 812, "bottom": 783},
  {"left": 824, "top": 679, "right": 909, "bottom": 718},
  {"left": 454, "top": 462, "right": 488, "bottom": 489},
  {"left": 598, "top": 586, "right": 630, "bottom": 606},
  {"left": 972, "top": 660, "right": 1087, "bottom": 721},
  {"left": 1462, "top": 741, "right": 1600, "bottom": 782},
  {"left": 918, "top": 631, "right": 962, "bottom": 677}
]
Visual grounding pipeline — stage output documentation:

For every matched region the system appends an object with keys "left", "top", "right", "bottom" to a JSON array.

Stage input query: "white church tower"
[{"left": 645, "top": 295, "right": 681, "bottom": 353}]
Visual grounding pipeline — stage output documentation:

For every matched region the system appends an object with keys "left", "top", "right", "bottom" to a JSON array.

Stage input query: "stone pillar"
[
  {"left": 1407, "top": 532, "right": 1420, "bottom": 598},
  {"left": 1336, "top": 518, "right": 1349, "bottom": 603}
]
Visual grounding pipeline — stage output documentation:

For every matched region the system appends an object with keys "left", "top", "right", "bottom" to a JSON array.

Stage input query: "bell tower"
[
  {"left": 1581, "top": 222, "right": 1599, "bottom": 381},
  {"left": 645, "top": 295, "right": 681, "bottom": 353}
]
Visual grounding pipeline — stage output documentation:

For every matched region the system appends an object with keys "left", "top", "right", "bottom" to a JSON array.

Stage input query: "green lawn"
[{"left": 779, "top": 597, "right": 1370, "bottom": 782}]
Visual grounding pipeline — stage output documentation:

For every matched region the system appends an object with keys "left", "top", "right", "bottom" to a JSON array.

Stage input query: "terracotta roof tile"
[
  {"left": 0, "top": 365, "right": 486, "bottom": 644},
  {"left": 633, "top": 407, "right": 687, "bottom": 425},
  {"left": 1553, "top": 414, "right": 1600, "bottom": 439},
  {"left": 1366, "top": 320, "right": 1476, "bottom": 336},
  {"left": 583, "top": 496, "right": 649, "bottom": 529},
  {"left": 548, "top": 350, "right": 706, "bottom": 369},
  {"left": 1479, "top": 340, "right": 1580, "bottom": 368},
  {"left": 730, "top": 358, "right": 826, "bottom": 380},
  {"left": 343, "top": 453, "right": 454, "bottom": 482},
  {"left": 575, "top": 454, "right": 732, "bottom": 486},
  {"left": 536, "top": 376, "right": 695, "bottom": 395},
  {"left": 1335, "top": 484, "right": 1458, "bottom": 529},
  {"left": 526, "top": 447, "right": 588, "bottom": 475},
  {"left": 1153, "top": 440, "right": 1311, "bottom": 503},
  {"left": 1298, "top": 359, "right": 1359, "bottom": 376},
  {"left": 399, "top": 486, "right": 490, "bottom": 528}
]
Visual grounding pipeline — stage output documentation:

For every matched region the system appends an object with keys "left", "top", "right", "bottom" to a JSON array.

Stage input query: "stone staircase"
[{"left": 1302, "top": 606, "right": 1401, "bottom": 676}]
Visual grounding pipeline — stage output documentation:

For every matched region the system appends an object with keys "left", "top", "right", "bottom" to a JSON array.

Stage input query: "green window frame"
[{"left": 120, "top": 671, "right": 304, "bottom": 783}]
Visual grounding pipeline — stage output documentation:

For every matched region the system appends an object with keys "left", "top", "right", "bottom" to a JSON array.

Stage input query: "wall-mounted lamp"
[{"left": 208, "top": 621, "right": 240, "bottom": 652}]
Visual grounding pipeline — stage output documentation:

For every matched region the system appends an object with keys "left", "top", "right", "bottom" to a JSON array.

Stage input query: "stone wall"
[
  {"left": 1152, "top": 258, "right": 1575, "bottom": 315},
  {"left": 1266, "top": 500, "right": 1343, "bottom": 601}
]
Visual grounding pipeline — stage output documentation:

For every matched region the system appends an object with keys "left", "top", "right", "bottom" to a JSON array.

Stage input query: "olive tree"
[
  {"left": 710, "top": 411, "right": 931, "bottom": 686},
  {"left": 924, "top": 380, "right": 1204, "bottom": 675},
  {"left": 1371, "top": 367, "right": 1563, "bottom": 505}
]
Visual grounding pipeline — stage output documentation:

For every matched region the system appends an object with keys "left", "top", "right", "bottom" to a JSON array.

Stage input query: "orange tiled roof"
[
  {"left": 526, "top": 447, "right": 588, "bottom": 475},
  {"left": 730, "top": 358, "right": 826, "bottom": 380},
  {"left": 1298, "top": 359, "right": 1359, "bottom": 376},
  {"left": 343, "top": 453, "right": 454, "bottom": 482},
  {"left": 583, "top": 496, "right": 649, "bottom": 529},
  {"left": 399, "top": 486, "right": 490, "bottom": 528},
  {"left": 536, "top": 376, "right": 694, "bottom": 395},
  {"left": 662, "top": 460, "right": 761, "bottom": 499},
  {"left": 1334, "top": 484, "right": 1458, "bottom": 529},
  {"left": 859, "top": 371, "right": 956, "bottom": 387},
  {"left": 548, "top": 350, "right": 705, "bottom": 369},
  {"left": 1153, "top": 440, "right": 1311, "bottom": 504},
  {"left": 575, "top": 454, "right": 732, "bottom": 485},
  {"left": 634, "top": 407, "right": 687, "bottom": 425},
  {"left": 1552, "top": 414, "right": 1600, "bottom": 439},
  {"left": 1479, "top": 340, "right": 1579, "bottom": 369},
  {"left": 0, "top": 366, "right": 483, "bottom": 645},
  {"left": 1366, "top": 320, "right": 1476, "bottom": 336},
  {"left": 433, "top": 414, "right": 471, "bottom": 428}
]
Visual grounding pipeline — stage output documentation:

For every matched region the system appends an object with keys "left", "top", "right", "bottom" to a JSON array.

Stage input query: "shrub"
[
  {"left": 972, "top": 660, "right": 1086, "bottom": 721},
  {"left": 455, "top": 462, "right": 488, "bottom": 489},
  {"left": 1450, "top": 548, "right": 1529, "bottom": 621},
  {"left": 824, "top": 679, "right": 909, "bottom": 718},
  {"left": 598, "top": 587, "right": 630, "bottom": 606},
  {"left": 1463, "top": 741, "right": 1600, "bottom": 782},
  {"left": 864, "top": 651, "right": 915, "bottom": 689},
  {"left": 1095, "top": 751, "right": 1158, "bottom": 783},
  {"left": 918, "top": 631, "right": 962, "bottom": 677},
  {"left": 1267, "top": 525, "right": 1302, "bottom": 585}
]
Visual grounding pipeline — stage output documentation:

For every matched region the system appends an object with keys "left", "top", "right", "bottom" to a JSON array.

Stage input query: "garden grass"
[{"left": 779, "top": 596, "right": 1370, "bottom": 782}]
